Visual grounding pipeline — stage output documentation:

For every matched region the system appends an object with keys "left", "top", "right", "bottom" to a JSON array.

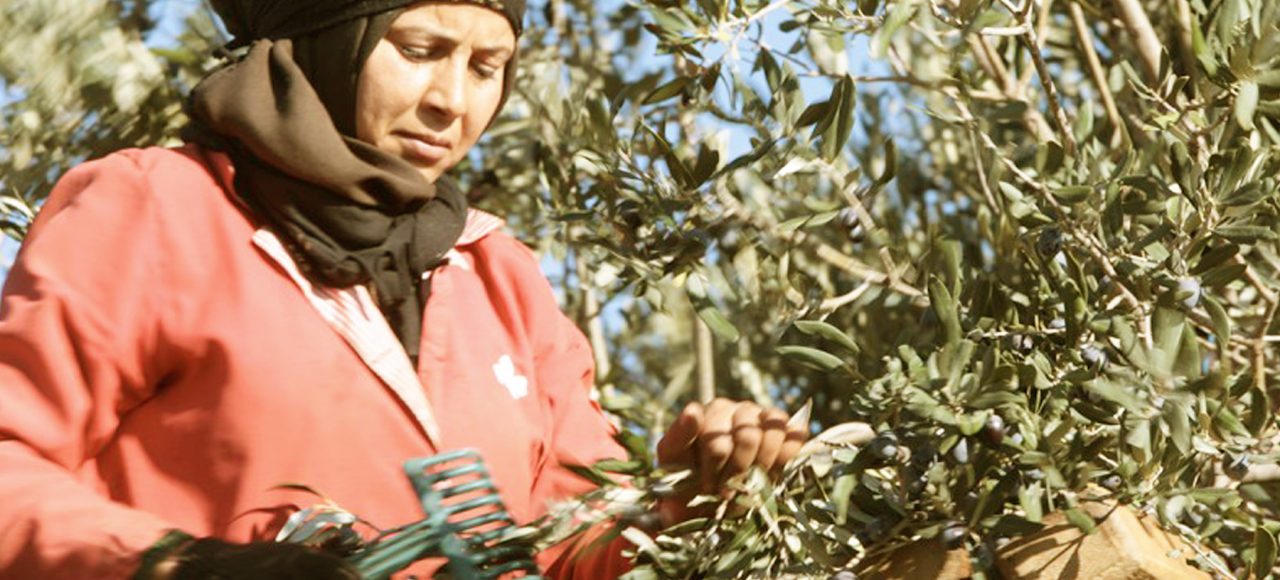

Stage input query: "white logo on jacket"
[{"left": 493, "top": 355, "right": 529, "bottom": 400}]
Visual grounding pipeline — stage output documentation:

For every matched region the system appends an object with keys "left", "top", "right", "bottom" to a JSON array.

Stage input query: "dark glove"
[{"left": 169, "top": 537, "right": 361, "bottom": 580}]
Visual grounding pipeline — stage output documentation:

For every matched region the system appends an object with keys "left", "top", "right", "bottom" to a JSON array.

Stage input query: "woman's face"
[{"left": 355, "top": 3, "right": 515, "bottom": 182}]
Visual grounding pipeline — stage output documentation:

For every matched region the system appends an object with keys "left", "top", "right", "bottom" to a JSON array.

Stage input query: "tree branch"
[
  {"left": 575, "top": 251, "right": 613, "bottom": 385},
  {"left": 1019, "top": 30, "right": 1078, "bottom": 156},
  {"left": 696, "top": 319, "right": 716, "bottom": 403},
  {"left": 1173, "top": 0, "right": 1201, "bottom": 89},
  {"left": 1114, "top": 0, "right": 1162, "bottom": 81},
  {"left": 1255, "top": 297, "right": 1278, "bottom": 398},
  {"left": 1068, "top": 1, "right": 1131, "bottom": 148},
  {"left": 967, "top": 119, "right": 1145, "bottom": 315},
  {"left": 966, "top": 33, "right": 1055, "bottom": 143},
  {"left": 1243, "top": 463, "right": 1280, "bottom": 483},
  {"left": 966, "top": 123, "right": 1003, "bottom": 213},
  {"left": 712, "top": 186, "right": 927, "bottom": 303}
]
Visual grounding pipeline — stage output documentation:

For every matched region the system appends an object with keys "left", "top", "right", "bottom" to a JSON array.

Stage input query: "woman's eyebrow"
[
  {"left": 392, "top": 23, "right": 460, "bottom": 43},
  {"left": 392, "top": 23, "right": 513, "bottom": 57},
  {"left": 473, "top": 44, "right": 514, "bottom": 59}
]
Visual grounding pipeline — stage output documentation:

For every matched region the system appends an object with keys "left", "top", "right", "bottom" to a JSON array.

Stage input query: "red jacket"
[{"left": 0, "top": 145, "right": 631, "bottom": 578}]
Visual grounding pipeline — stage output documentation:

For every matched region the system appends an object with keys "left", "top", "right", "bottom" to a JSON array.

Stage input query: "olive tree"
[{"left": 3, "top": 0, "right": 1279, "bottom": 577}]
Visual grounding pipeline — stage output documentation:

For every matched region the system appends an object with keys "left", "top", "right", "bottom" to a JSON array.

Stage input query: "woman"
[{"left": 0, "top": 1, "right": 806, "bottom": 578}]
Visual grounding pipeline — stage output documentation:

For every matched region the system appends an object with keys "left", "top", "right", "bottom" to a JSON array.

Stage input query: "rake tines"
[{"left": 350, "top": 449, "right": 542, "bottom": 580}]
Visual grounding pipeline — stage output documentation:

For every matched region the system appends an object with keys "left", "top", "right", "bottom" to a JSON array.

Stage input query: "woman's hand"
[
  {"left": 654, "top": 398, "right": 808, "bottom": 526},
  {"left": 143, "top": 538, "right": 360, "bottom": 580}
]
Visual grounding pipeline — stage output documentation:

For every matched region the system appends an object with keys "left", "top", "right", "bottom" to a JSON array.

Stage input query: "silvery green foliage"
[
  {"left": 4, "top": 0, "right": 1280, "bottom": 577},
  {"left": 0, "top": 0, "right": 215, "bottom": 240},
  {"left": 485, "top": 0, "right": 1280, "bottom": 577}
]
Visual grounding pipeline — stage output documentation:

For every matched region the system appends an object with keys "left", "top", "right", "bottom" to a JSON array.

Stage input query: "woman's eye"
[
  {"left": 472, "top": 63, "right": 500, "bottom": 79},
  {"left": 398, "top": 45, "right": 441, "bottom": 61}
]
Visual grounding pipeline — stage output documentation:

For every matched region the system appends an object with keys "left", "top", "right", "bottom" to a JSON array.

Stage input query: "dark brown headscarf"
[
  {"left": 187, "top": 1, "right": 524, "bottom": 362},
  {"left": 212, "top": 0, "right": 525, "bottom": 124},
  {"left": 210, "top": 0, "right": 524, "bottom": 48}
]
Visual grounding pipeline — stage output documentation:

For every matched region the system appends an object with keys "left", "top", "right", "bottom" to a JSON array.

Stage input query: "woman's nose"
[{"left": 421, "top": 58, "right": 467, "bottom": 121}]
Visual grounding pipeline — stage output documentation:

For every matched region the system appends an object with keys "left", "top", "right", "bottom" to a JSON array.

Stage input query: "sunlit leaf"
[
  {"left": 794, "top": 320, "right": 860, "bottom": 354},
  {"left": 777, "top": 346, "right": 846, "bottom": 371},
  {"left": 1235, "top": 80, "right": 1259, "bottom": 131}
]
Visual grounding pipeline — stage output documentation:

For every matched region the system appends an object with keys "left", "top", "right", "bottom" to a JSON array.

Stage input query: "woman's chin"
[
  {"left": 412, "top": 164, "right": 445, "bottom": 184},
  {"left": 393, "top": 152, "right": 446, "bottom": 182}
]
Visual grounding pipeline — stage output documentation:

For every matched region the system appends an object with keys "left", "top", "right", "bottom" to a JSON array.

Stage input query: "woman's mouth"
[{"left": 396, "top": 132, "right": 452, "bottom": 165}]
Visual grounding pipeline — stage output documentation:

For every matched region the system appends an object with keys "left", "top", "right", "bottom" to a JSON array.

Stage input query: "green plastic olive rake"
[{"left": 348, "top": 449, "right": 543, "bottom": 579}]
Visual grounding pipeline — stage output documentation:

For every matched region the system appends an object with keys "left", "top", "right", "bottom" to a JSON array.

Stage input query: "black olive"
[
  {"left": 1082, "top": 345, "right": 1108, "bottom": 372},
  {"left": 1037, "top": 228, "right": 1063, "bottom": 257},
  {"left": 941, "top": 523, "right": 967, "bottom": 549},
  {"left": 982, "top": 415, "right": 1006, "bottom": 445},
  {"left": 1225, "top": 455, "right": 1251, "bottom": 481}
]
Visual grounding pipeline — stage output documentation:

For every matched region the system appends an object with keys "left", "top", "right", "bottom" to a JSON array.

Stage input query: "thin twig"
[
  {"left": 823, "top": 166, "right": 911, "bottom": 300},
  {"left": 971, "top": 125, "right": 1144, "bottom": 314},
  {"left": 753, "top": 40, "right": 949, "bottom": 89},
  {"left": 970, "top": 35, "right": 1013, "bottom": 93},
  {"left": 1255, "top": 298, "right": 1278, "bottom": 395},
  {"left": 836, "top": 186, "right": 880, "bottom": 241},
  {"left": 966, "top": 123, "right": 1002, "bottom": 213},
  {"left": 712, "top": 187, "right": 927, "bottom": 302},
  {"left": 969, "top": 31, "right": 1054, "bottom": 142},
  {"left": 979, "top": 25, "right": 1031, "bottom": 36},
  {"left": 994, "top": 0, "right": 1027, "bottom": 18},
  {"left": 1019, "top": 31, "right": 1078, "bottom": 156},
  {"left": 820, "top": 282, "right": 873, "bottom": 312},
  {"left": 745, "top": 0, "right": 792, "bottom": 24},
  {"left": 812, "top": 241, "right": 925, "bottom": 301},
  {"left": 1164, "top": 520, "right": 1239, "bottom": 578},
  {"left": 993, "top": 0, "right": 1041, "bottom": 93},
  {"left": 877, "top": 247, "right": 900, "bottom": 290},
  {"left": 1068, "top": 1, "right": 1130, "bottom": 148},
  {"left": 1035, "top": 0, "right": 1053, "bottom": 51},
  {"left": 927, "top": 0, "right": 965, "bottom": 28},
  {"left": 1238, "top": 256, "right": 1280, "bottom": 305},
  {"left": 727, "top": 0, "right": 793, "bottom": 60}
]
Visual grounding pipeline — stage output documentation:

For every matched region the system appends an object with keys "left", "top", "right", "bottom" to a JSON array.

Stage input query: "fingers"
[
  {"left": 659, "top": 399, "right": 813, "bottom": 497},
  {"left": 774, "top": 420, "right": 808, "bottom": 477},
  {"left": 755, "top": 408, "right": 790, "bottom": 473},
  {"left": 707, "top": 402, "right": 808, "bottom": 491},
  {"left": 698, "top": 399, "right": 738, "bottom": 493},
  {"left": 725, "top": 403, "right": 764, "bottom": 483},
  {"left": 656, "top": 402, "right": 704, "bottom": 467},
  {"left": 655, "top": 399, "right": 813, "bottom": 527}
]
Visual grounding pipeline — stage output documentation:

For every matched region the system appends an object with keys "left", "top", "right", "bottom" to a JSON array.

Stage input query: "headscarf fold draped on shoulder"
[{"left": 186, "top": 0, "right": 525, "bottom": 362}]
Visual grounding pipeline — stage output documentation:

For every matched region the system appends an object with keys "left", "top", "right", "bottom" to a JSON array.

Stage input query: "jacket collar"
[{"left": 192, "top": 143, "right": 505, "bottom": 248}]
